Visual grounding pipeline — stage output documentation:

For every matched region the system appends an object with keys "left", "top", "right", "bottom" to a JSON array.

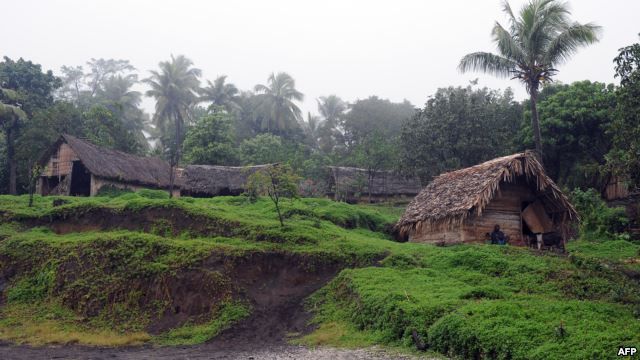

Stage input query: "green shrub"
[
  {"left": 571, "top": 188, "right": 629, "bottom": 241},
  {"left": 136, "top": 189, "right": 170, "bottom": 199}
]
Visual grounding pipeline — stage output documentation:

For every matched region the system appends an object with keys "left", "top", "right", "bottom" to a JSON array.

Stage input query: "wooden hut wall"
[
  {"left": 410, "top": 182, "right": 537, "bottom": 245},
  {"left": 42, "top": 143, "right": 78, "bottom": 177},
  {"left": 461, "top": 182, "right": 536, "bottom": 245},
  {"left": 605, "top": 176, "right": 630, "bottom": 201}
]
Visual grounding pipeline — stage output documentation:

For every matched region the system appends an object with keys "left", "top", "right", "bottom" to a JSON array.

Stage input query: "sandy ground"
[{"left": 0, "top": 343, "right": 435, "bottom": 360}]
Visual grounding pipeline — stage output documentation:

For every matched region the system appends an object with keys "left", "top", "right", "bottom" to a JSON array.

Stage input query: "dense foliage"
[{"left": 400, "top": 84, "right": 522, "bottom": 182}]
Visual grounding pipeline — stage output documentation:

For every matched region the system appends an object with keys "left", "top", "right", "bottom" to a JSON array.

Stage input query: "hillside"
[{"left": 0, "top": 192, "right": 639, "bottom": 359}]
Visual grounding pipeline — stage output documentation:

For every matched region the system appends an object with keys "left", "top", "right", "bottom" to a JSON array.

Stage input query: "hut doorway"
[{"left": 70, "top": 161, "right": 91, "bottom": 196}]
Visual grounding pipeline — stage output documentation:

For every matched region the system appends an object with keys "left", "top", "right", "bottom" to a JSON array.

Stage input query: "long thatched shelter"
[
  {"left": 395, "top": 152, "right": 578, "bottom": 247},
  {"left": 37, "top": 134, "right": 177, "bottom": 196},
  {"left": 180, "top": 164, "right": 273, "bottom": 197},
  {"left": 326, "top": 166, "right": 421, "bottom": 203}
]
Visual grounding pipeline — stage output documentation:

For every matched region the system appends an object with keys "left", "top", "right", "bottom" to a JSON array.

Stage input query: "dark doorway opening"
[
  {"left": 70, "top": 161, "right": 91, "bottom": 196},
  {"left": 41, "top": 176, "right": 62, "bottom": 195}
]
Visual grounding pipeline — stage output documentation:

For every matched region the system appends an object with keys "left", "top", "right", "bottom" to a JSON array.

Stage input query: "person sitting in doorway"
[{"left": 490, "top": 224, "right": 506, "bottom": 245}]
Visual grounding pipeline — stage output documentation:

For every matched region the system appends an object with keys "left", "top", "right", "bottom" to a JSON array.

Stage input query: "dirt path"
[{"left": 0, "top": 343, "right": 431, "bottom": 359}]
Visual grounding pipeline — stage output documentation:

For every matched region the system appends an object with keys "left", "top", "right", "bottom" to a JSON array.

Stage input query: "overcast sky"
[{"left": 3, "top": 0, "right": 639, "bottom": 116}]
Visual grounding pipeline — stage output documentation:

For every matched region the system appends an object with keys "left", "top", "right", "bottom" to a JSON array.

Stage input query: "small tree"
[
  {"left": 246, "top": 164, "right": 300, "bottom": 227},
  {"left": 28, "top": 163, "right": 42, "bottom": 207}
]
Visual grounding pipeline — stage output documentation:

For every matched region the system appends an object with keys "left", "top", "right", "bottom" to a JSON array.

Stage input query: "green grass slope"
[{"left": 0, "top": 192, "right": 638, "bottom": 359}]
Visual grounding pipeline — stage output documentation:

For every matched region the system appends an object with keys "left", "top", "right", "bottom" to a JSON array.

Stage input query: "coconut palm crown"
[
  {"left": 458, "top": 0, "right": 600, "bottom": 156},
  {"left": 254, "top": 72, "right": 304, "bottom": 132},
  {"left": 144, "top": 54, "right": 201, "bottom": 196}
]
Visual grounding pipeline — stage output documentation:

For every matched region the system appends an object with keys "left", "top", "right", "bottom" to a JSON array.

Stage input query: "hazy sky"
[{"left": 3, "top": 0, "right": 639, "bottom": 116}]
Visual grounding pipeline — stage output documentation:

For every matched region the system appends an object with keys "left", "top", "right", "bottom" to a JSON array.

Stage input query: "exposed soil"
[
  {"left": 1, "top": 206, "right": 379, "bottom": 352},
  {"left": 203, "top": 251, "right": 343, "bottom": 347},
  {"left": 28, "top": 206, "right": 244, "bottom": 238}
]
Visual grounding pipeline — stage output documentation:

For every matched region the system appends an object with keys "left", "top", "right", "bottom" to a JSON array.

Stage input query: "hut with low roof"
[
  {"left": 180, "top": 164, "right": 272, "bottom": 197},
  {"left": 395, "top": 152, "right": 578, "bottom": 248},
  {"left": 325, "top": 166, "right": 422, "bottom": 204},
  {"left": 37, "top": 134, "right": 179, "bottom": 197}
]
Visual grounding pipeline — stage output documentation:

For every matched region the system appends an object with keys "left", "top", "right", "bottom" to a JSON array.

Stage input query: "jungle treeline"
[{"left": 0, "top": 36, "right": 639, "bottom": 198}]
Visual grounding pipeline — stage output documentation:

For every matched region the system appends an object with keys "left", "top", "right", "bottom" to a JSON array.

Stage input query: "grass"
[
  {"left": 302, "top": 243, "right": 640, "bottom": 359},
  {"left": 0, "top": 303, "right": 150, "bottom": 346},
  {"left": 0, "top": 192, "right": 402, "bottom": 346},
  {"left": 154, "top": 302, "right": 250, "bottom": 346},
  {"left": 0, "top": 191, "right": 638, "bottom": 359}
]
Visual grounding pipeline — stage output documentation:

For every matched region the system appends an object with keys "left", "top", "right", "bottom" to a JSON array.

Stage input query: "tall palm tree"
[
  {"left": 459, "top": 0, "right": 600, "bottom": 156},
  {"left": 317, "top": 95, "right": 346, "bottom": 128},
  {"left": 199, "top": 75, "right": 241, "bottom": 114},
  {"left": 317, "top": 95, "right": 347, "bottom": 153},
  {"left": 0, "top": 87, "right": 27, "bottom": 194},
  {"left": 144, "top": 55, "right": 201, "bottom": 196},
  {"left": 302, "top": 112, "right": 323, "bottom": 150},
  {"left": 254, "top": 72, "right": 304, "bottom": 133},
  {"left": 98, "top": 75, "right": 148, "bottom": 150}
]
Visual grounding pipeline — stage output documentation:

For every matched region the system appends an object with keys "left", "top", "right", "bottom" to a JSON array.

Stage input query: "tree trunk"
[
  {"left": 275, "top": 201, "right": 284, "bottom": 227},
  {"left": 368, "top": 173, "right": 373, "bottom": 204},
  {"left": 168, "top": 111, "right": 183, "bottom": 199},
  {"left": 529, "top": 89, "right": 543, "bottom": 160},
  {"left": 6, "top": 128, "right": 17, "bottom": 195}
]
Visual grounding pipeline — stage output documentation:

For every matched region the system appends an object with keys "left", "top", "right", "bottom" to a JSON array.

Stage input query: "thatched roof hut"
[
  {"left": 181, "top": 164, "right": 272, "bottom": 197},
  {"left": 396, "top": 152, "right": 578, "bottom": 247},
  {"left": 38, "top": 134, "right": 176, "bottom": 196},
  {"left": 326, "top": 166, "right": 421, "bottom": 203}
]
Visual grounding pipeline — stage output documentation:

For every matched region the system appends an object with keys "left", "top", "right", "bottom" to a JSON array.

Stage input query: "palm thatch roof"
[
  {"left": 181, "top": 164, "right": 273, "bottom": 196},
  {"left": 326, "top": 166, "right": 422, "bottom": 197},
  {"left": 41, "top": 134, "right": 175, "bottom": 189},
  {"left": 396, "top": 152, "right": 578, "bottom": 237}
]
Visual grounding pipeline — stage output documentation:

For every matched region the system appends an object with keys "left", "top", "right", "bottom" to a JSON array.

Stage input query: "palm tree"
[
  {"left": 254, "top": 72, "right": 304, "bottom": 133},
  {"left": 199, "top": 75, "right": 241, "bottom": 114},
  {"left": 144, "top": 55, "right": 201, "bottom": 196},
  {"left": 302, "top": 112, "right": 323, "bottom": 150},
  {"left": 317, "top": 95, "right": 347, "bottom": 153},
  {"left": 99, "top": 75, "right": 147, "bottom": 143},
  {"left": 0, "top": 87, "right": 27, "bottom": 194},
  {"left": 459, "top": 0, "right": 600, "bottom": 156},
  {"left": 317, "top": 95, "right": 346, "bottom": 128}
]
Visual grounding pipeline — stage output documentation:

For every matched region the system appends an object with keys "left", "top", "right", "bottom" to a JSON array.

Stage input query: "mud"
[{"left": 0, "top": 342, "right": 426, "bottom": 360}]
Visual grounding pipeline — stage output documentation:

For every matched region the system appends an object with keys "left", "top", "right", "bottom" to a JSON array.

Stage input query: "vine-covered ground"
[{"left": 0, "top": 191, "right": 638, "bottom": 359}]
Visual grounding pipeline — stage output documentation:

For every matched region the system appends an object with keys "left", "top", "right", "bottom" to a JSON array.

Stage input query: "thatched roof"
[
  {"left": 181, "top": 164, "right": 273, "bottom": 196},
  {"left": 41, "top": 134, "right": 175, "bottom": 189},
  {"left": 396, "top": 152, "right": 578, "bottom": 236},
  {"left": 326, "top": 166, "right": 422, "bottom": 196}
]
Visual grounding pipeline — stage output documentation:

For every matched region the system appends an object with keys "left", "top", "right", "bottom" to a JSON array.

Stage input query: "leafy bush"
[
  {"left": 136, "top": 189, "right": 170, "bottom": 199},
  {"left": 571, "top": 188, "right": 628, "bottom": 241}
]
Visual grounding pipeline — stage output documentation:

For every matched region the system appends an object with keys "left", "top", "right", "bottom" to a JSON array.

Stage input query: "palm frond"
[
  {"left": 492, "top": 21, "right": 527, "bottom": 63},
  {"left": 458, "top": 52, "right": 517, "bottom": 78},
  {"left": 544, "top": 22, "right": 601, "bottom": 64}
]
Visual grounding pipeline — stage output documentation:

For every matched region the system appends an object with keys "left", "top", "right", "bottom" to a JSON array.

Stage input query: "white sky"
[{"left": 2, "top": 0, "right": 639, "bottom": 116}]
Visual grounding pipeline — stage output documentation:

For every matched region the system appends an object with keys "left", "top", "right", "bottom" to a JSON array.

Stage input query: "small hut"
[
  {"left": 37, "top": 134, "right": 178, "bottom": 196},
  {"left": 326, "top": 166, "right": 422, "bottom": 203},
  {"left": 395, "top": 152, "right": 578, "bottom": 247},
  {"left": 180, "top": 164, "right": 272, "bottom": 197}
]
